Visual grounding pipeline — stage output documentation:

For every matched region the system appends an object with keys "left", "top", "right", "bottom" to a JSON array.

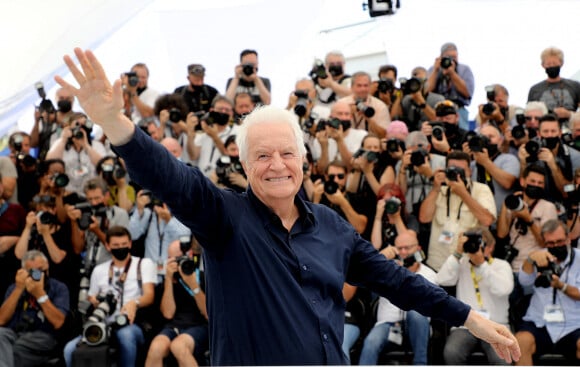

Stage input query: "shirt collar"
[{"left": 246, "top": 186, "right": 316, "bottom": 229}]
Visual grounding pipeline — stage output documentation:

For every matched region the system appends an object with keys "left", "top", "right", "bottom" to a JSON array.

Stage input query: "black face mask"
[
  {"left": 487, "top": 143, "right": 499, "bottom": 157},
  {"left": 111, "top": 247, "right": 130, "bottom": 261},
  {"left": 544, "top": 136, "right": 560, "bottom": 150},
  {"left": 328, "top": 64, "right": 343, "bottom": 77},
  {"left": 548, "top": 245, "right": 569, "bottom": 262},
  {"left": 545, "top": 66, "right": 561, "bottom": 79},
  {"left": 525, "top": 184, "right": 544, "bottom": 200},
  {"left": 443, "top": 122, "right": 458, "bottom": 135},
  {"left": 210, "top": 111, "right": 230, "bottom": 126},
  {"left": 57, "top": 100, "right": 72, "bottom": 113}
]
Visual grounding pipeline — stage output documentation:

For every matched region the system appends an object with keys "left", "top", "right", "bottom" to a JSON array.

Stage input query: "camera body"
[
  {"left": 377, "top": 78, "right": 394, "bottom": 94},
  {"left": 429, "top": 121, "right": 445, "bottom": 140},
  {"left": 101, "top": 162, "right": 126, "bottom": 184},
  {"left": 215, "top": 156, "right": 245, "bottom": 187},
  {"left": 410, "top": 148, "right": 429, "bottom": 167},
  {"left": 140, "top": 190, "right": 164, "bottom": 209},
  {"left": 385, "top": 197, "right": 401, "bottom": 215},
  {"left": 440, "top": 56, "right": 453, "bottom": 69},
  {"left": 82, "top": 292, "right": 125, "bottom": 346},
  {"left": 504, "top": 194, "right": 525, "bottom": 211},
  {"left": 445, "top": 166, "right": 467, "bottom": 182},
  {"left": 35, "top": 81, "right": 56, "bottom": 114},
  {"left": 316, "top": 117, "right": 342, "bottom": 132},
  {"left": 37, "top": 210, "right": 57, "bottom": 225},
  {"left": 386, "top": 138, "right": 405, "bottom": 153},
  {"left": 74, "top": 202, "right": 108, "bottom": 230},
  {"left": 29, "top": 269, "right": 43, "bottom": 281},
  {"left": 323, "top": 180, "right": 339, "bottom": 195},
  {"left": 175, "top": 255, "right": 199, "bottom": 276},
  {"left": 512, "top": 125, "right": 527, "bottom": 140},
  {"left": 534, "top": 261, "right": 562, "bottom": 288},
  {"left": 467, "top": 134, "right": 490, "bottom": 153},
  {"left": 293, "top": 89, "right": 309, "bottom": 117},
  {"left": 482, "top": 102, "right": 496, "bottom": 116},
  {"left": 399, "top": 77, "right": 422, "bottom": 95},
  {"left": 353, "top": 149, "right": 379, "bottom": 164},
  {"left": 355, "top": 99, "right": 375, "bottom": 118},
  {"left": 51, "top": 173, "right": 70, "bottom": 188},
  {"left": 125, "top": 72, "right": 139, "bottom": 87},
  {"left": 309, "top": 59, "right": 328, "bottom": 82},
  {"left": 463, "top": 229, "right": 483, "bottom": 254},
  {"left": 242, "top": 63, "right": 255, "bottom": 77},
  {"left": 524, "top": 137, "right": 546, "bottom": 161},
  {"left": 169, "top": 108, "right": 183, "bottom": 123}
]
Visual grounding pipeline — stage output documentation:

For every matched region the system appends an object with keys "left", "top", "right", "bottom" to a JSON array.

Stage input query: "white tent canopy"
[{"left": 2, "top": 0, "right": 580, "bottom": 144}]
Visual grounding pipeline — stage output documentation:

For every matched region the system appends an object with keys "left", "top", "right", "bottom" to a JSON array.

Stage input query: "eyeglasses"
[
  {"left": 544, "top": 238, "right": 568, "bottom": 247},
  {"left": 525, "top": 116, "right": 541, "bottom": 121},
  {"left": 32, "top": 195, "right": 56, "bottom": 204},
  {"left": 328, "top": 174, "right": 345, "bottom": 180}
]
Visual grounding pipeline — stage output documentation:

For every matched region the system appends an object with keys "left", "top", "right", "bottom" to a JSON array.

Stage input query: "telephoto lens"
[{"left": 504, "top": 194, "right": 524, "bottom": 211}]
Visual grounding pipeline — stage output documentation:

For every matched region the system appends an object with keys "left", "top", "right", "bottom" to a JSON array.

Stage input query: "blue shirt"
[
  {"left": 428, "top": 62, "right": 475, "bottom": 107},
  {"left": 115, "top": 127, "right": 471, "bottom": 365}
]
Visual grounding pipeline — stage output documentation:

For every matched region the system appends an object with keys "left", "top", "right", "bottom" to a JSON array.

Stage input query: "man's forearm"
[
  {"left": 461, "top": 193, "right": 494, "bottom": 227},
  {"left": 254, "top": 77, "right": 271, "bottom": 105}
]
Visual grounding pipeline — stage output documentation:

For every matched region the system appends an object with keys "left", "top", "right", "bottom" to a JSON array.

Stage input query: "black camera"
[
  {"left": 353, "top": 149, "right": 379, "bottom": 163},
  {"left": 309, "top": 59, "right": 328, "bottom": 81},
  {"left": 485, "top": 85, "right": 496, "bottom": 102},
  {"left": 75, "top": 202, "right": 108, "bottom": 230},
  {"left": 215, "top": 156, "right": 245, "bottom": 187},
  {"left": 377, "top": 78, "right": 394, "bottom": 94},
  {"left": 399, "top": 77, "right": 422, "bottom": 95},
  {"left": 101, "top": 162, "right": 126, "bottom": 184},
  {"left": 140, "top": 190, "right": 164, "bottom": 209},
  {"left": 512, "top": 125, "right": 527, "bottom": 140},
  {"left": 242, "top": 63, "right": 255, "bottom": 76},
  {"left": 534, "top": 261, "right": 562, "bottom": 288},
  {"left": 323, "top": 179, "right": 339, "bottom": 195},
  {"left": 37, "top": 211, "right": 57, "bottom": 225},
  {"left": 293, "top": 90, "right": 309, "bottom": 117},
  {"left": 169, "top": 108, "right": 183, "bottom": 123},
  {"left": 445, "top": 166, "right": 466, "bottom": 182},
  {"left": 386, "top": 138, "right": 405, "bottom": 153},
  {"left": 125, "top": 72, "right": 139, "bottom": 87},
  {"left": 355, "top": 99, "right": 375, "bottom": 118},
  {"left": 51, "top": 173, "right": 70, "bottom": 188},
  {"left": 176, "top": 255, "right": 199, "bottom": 276},
  {"left": 564, "top": 184, "right": 580, "bottom": 209},
  {"left": 467, "top": 134, "right": 490, "bottom": 153},
  {"left": 316, "top": 118, "right": 342, "bottom": 132},
  {"left": 12, "top": 135, "right": 36, "bottom": 167},
  {"left": 429, "top": 121, "right": 445, "bottom": 140},
  {"left": 482, "top": 102, "right": 496, "bottom": 116},
  {"left": 463, "top": 229, "right": 483, "bottom": 254},
  {"left": 385, "top": 197, "right": 401, "bottom": 215},
  {"left": 82, "top": 292, "right": 120, "bottom": 346},
  {"left": 402, "top": 250, "right": 425, "bottom": 268},
  {"left": 440, "top": 56, "right": 453, "bottom": 69},
  {"left": 71, "top": 126, "right": 85, "bottom": 140},
  {"left": 525, "top": 138, "right": 545, "bottom": 161},
  {"left": 410, "top": 148, "right": 428, "bottom": 167},
  {"left": 504, "top": 194, "right": 525, "bottom": 211},
  {"left": 29, "top": 269, "right": 43, "bottom": 282},
  {"left": 35, "top": 82, "right": 56, "bottom": 114}
]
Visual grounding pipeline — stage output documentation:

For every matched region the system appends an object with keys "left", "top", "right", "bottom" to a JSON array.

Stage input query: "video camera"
[
  {"left": 534, "top": 261, "right": 562, "bottom": 288},
  {"left": 82, "top": 292, "right": 128, "bottom": 346},
  {"left": 74, "top": 202, "right": 108, "bottom": 230}
]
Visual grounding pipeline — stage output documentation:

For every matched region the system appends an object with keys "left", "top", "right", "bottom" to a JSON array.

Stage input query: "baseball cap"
[
  {"left": 188, "top": 64, "right": 205, "bottom": 75},
  {"left": 435, "top": 100, "right": 458, "bottom": 117}
]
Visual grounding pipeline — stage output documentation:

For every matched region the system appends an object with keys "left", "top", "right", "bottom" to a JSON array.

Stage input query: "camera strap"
[
  {"left": 108, "top": 257, "right": 132, "bottom": 308},
  {"left": 553, "top": 249, "right": 575, "bottom": 304},
  {"left": 446, "top": 184, "right": 471, "bottom": 220}
]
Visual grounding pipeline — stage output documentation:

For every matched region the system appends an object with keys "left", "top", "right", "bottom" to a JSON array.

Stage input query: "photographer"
[
  {"left": 225, "top": 49, "right": 271, "bottom": 105},
  {"left": 96, "top": 155, "right": 135, "bottom": 212},
  {"left": 426, "top": 42, "right": 474, "bottom": 130},
  {"left": 338, "top": 71, "right": 391, "bottom": 138},
  {"left": 505, "top": 101, "right": 547, "bottom": 154},
  {"left": 0, "top": 250, "right": 69, "bottom": 367},
  {"left": 518, "top": 114, "right": 580, "bottom": 203},
  {"left": 313, "top": 100, "right": 368, "bottom": 173},
  {"left": 29, "top": 87, "right": 59, "bottom": 162},
  {"left": 371, "top": 64, "right": 401, "bottom": 118},
  {"left": 515, "top": 219, "right": 580, "bottom": 365},
  {"left": 313, "top": 50, "right": 352, "bottom": 108},
  {"left": 128, "top": 190, "right": 191, "bottom": 279},
  {"left": 36, "top": 159, "right": 71, "bottom": 223},
  {"left": 67, "top": 178, "right": 129, "bottom": 272},
  {"left": 286, "top": 78, "right": 328, "bottom": 140},
  {"left": 173, "top": 63, "right": 219, "bottom": 115},
  {"left": 437, "top": 228, "right": 513, "bottom": 365},
  {"left": 419, "top": 151, "right": 496, "bottom": 271},
  {"left": 464, "top": 124, "right": 520, "bottom": 216},
  {"left": 395, "top": 66, "right": 444, "bottom": 132},
  {"left": 145, "top": 239, "right": 208, "bottom": 367},
  {"left": 475, "top": 84, "right": 522, "bottom": 132},
  {"left": 153, "top": 93, "right": 194, "bottom": 164},
  {"left": 312, "top": 161, "right": 367, "bottom": 234},
  {"left": 64, "top": 226, "right": 157, "bottom": 367},
  {"left": 421, "top": 100, "right": 468, "bottom": 157},
  {"left": 46, "top": 112, "right": 106, "bottom": 195},
  {"left": 233, "top": 92, "right": 255, "bottom": 124},
  {"left": 121, "top": 63, "right": 159, "bottom": 126},
  {"left": 8, "top": 132, "right": 38, "bottom": 208},
  {"left": 210, "top": 135, "right": 248, "bottom": 193}
]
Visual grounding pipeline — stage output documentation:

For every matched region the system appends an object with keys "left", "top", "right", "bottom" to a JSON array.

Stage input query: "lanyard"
[
  {"left": 470, "top": 258, "right": 493, "bottom": 310},
  {"left": 108, "top": 257, "right": 132, "bottom": 307},
  {"left": 156, "top": 215, "right": 166, "bottom": 257}
]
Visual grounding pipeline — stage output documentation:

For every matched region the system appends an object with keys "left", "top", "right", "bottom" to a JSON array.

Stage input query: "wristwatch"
[
  {"left": 193, "top": 287, "right": 201, "bottom": 295},
  {"left": 37, "top": 295, "right": 49, "bottom": 304}
]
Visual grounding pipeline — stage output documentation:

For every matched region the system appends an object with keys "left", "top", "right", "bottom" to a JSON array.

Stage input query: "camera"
[
  {"left": 293, "top": 90, "right": 309, "bottom": 117},
  {"left": 169, "top": 108, "right": 183, "bottom": 123},
  {"left": 215, "top": 156, "right": 245, "bottom": 187},
  {"left": 353, "top": 149, "right": 379, "bottom": 163},
  {"left": 377, "top": 78, "right": 394, "bottom": 94},
  {"left": 511, "top": 125, "right": 527, "bottom": 140},
  {"left": 29, "top": 269, "right": 43, "bottom": 281},
  {"left": 524, "top": 138, "right": 545, "bottom": 161},
  {"left": 502, "top": 244, "right": 519, "bottom": 264},
  {"left": 467, "top": 134, "right": 489, "bottom": 153},
  {"left": 445, "top": 166, "right": 466, "bottom": 182},
  {"left": 51, "top": 173, "right": 70, "bottom": 188},
  {"left": 564, "top": 184, "right": 580, "bottom": 208},
  {"left": 37, "top": 211, "right": 57, "bottom": 225},
  {"left": 309, "top": 59, "right": 328, "bottom": 82},
  {"left": 242, "top": 63, "right": 255, "bottom": 76},
  {"left": 463, "top": 229, "right": 483, "bottom": 254},
  {"left": 385, "top": 197, "right": 401, "bottom": 215},
  {"left": 399, "top": 77, "right": 422, "bottom": 95},
  {"left": 355, "top": 99, "right": 375, "bottom": 118},
  {"left": 71, "top": 125, "right": 85, "bottom": 140},
  {"left": 429, "top": 121, "right": 445, "bottom": 140},
  {"left": 140, "top": 190, "right": 164, "bottom": 209},
  {"left": 125, "top": 72, "right": 139, "bottom": 87},
  {"left": 82, "top": 292, "right": 123, "bottom": 346},
  {"left": 386, "top": 138, "right": 405, "bottom": 153},
  {"left": 440, "top": 56, "right": 453, "bottom": 69},
  {"left": 323, "top": 179, "right": 339, "bottom": 195},
  {"left": 175, "top": 255, "right": 199, "bottom": 276},
  {"left": 410, "top": 148, "right": 429, "bottom": 167},
  {"left": 12, "top": 135, "right": 36, "bottom": 167},
  {"left": 482, "top": 102, "right": 496, "bottom": 116},
  {"left": 74, "top": 202, "right": 108, "bottom": 230},
  {"left": 534, "top": 261, "right": 562, "bottom": 288},
  {"left": 35, "top": 82, "right": 56, "bottom": 114},
  {"left": 101, "top": 162, "right": 126, "bottom": 184},
  {"left": 485, "top": 85, "right": 496, "bottom": 102},
  {"left": 402, "top": 250, "right": 425, "bottom": 268},
  {"left": 504, "top": 194, "right": 525, "bottom": 211},
  {"left": 316, "top": 118, "right": 342, "bottom": 132}
]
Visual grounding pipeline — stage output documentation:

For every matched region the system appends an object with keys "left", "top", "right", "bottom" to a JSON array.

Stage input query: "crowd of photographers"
[{"left": 0, "top": 43, "right": 580, "bottom": 366}]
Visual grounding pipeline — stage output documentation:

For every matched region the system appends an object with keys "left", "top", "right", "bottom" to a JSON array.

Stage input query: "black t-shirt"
[
  {"left": 174, "top": 84, "right": 219, "bottom": 114},
  {"left": 165, "top": 273, "right": 208, "bottom": 328},
  {"left": 225, "top": 77, "right": 271, "bottom": 105},
  {"left": 528, "top": 78, "right": 580, "bottom": 113}
]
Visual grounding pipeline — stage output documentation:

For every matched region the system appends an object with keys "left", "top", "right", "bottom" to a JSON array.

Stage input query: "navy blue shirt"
[{"left": 115, "top": 127, "right": 471, "bottom": 365}]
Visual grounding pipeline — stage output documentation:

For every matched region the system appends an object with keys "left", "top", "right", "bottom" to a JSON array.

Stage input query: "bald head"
[
  {"left": 161, "top": 137, "right": 182, "bottom": 158},
  {"left": 330, "top": 100, "right": 352, "bottom": 121},
  {"left": 168, "top": 240, "right": 183, "bottom": 258}
]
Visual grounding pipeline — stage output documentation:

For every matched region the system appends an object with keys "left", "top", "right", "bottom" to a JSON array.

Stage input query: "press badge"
[
  {"left": 438, "top": 230, "right": 454, "bottom": 246},
  {"left": 388, "top": 323, "right": 403, "bottom": 345},
  {"left": 157, "top": 261, "right": 165, "bottom": 276},
  {"left": 543, "top": 304, "right": 565, "bottom": 323}
]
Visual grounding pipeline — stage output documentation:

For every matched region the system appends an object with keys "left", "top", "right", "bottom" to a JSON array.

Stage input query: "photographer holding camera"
[
  {"left": 173, "top": 63, "right": 219, "bottom": 115},
  {"left": 371, "top": 64, "right": 402, "bottom": 118},
  {"left": 64, "top": 226, "right": 157, "bottom": 367},
  {"left": 46, "top": 112, "right": 106, "bottom": 195},
  {"left": 67, "top": 178, "right": 129, "bottom": 272},
  {"left": 0, "top": 250, "right": 69, "bottom": 367},
  {"left": 286, "top": 78, "right": 328, "bottom": 137},
  {"left": 8, "top": 132, "right": 39, "bottom": 208},
  {"left": 153, "top": 93, "right": 195, "bottom": 164},
  {"left": 36, "top": 159, "right": 72, "bottom": 223},
  {"left": 515, "top": 219, "right": 580, "bottom": 365},
  {"left": 210, "top": 135, "right": 248, "bottom": 193},
  {"left": 505, "top": 101, "right": 548, "bottom": 155},
  {"left": 145, "top": 239, "right": 208, "bottom": 367},
  {"left": 421, "top": 100, "right": 468, "bottom": 156},
  {"left": 338, "top": 71, "right": 391, "bottom": 138},
  {"left": 475, "top": 84, "right": 521, "bottom": 132},
  {"left": 419, "top": 151, "right": 496, "bottom": 271},
  {"left": 464, "top": 124, "right": 520, "bottom": 216},
  {"left": 312, "top": 51, "right": 352, "bottom": 108},
  {"left": 438, "top": 228, "right": 514, "bottom": 365},
  {"left": 121, "top": 63, "right": 159, "bottom": 126},
  {"left": 225, "top": 49, "right": 271, "bottom": 106},
  {"left": 95, "top": 155, "right": 135, "bottom": 213},
  {"left": 426, "top": 42, "right": 474, "bottom": 130}
]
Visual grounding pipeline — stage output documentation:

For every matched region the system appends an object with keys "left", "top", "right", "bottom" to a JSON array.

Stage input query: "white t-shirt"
[
  {"left": 131, "top": 88, "right": 160, "bottom": 124},
  {"left": 309, "top": 128, "right": 368, "bottom": 163}
]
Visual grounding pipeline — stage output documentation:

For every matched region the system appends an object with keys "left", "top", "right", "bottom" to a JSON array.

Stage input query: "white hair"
[
  {"left": 236, "top": 105, "right": 306, "bottom": 163},
  {"left": 525, "top": 101, "right": 548, "bottom": 115}
]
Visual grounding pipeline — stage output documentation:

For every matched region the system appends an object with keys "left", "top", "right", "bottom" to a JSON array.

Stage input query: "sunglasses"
[
  {"left": 33, "top": 195, "right": 56, "bottom": 204},
  {"left": 525, "top": 116, "right": 541, "bottom": 121},
  {"left": 328, "top": 174, "right": 345, "bottom": 180}
]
